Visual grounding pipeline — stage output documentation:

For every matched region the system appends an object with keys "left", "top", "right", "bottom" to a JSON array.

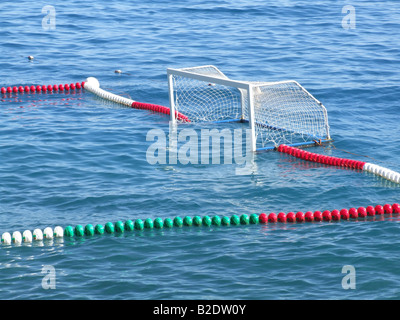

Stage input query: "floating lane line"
[
  {"left": 2, "top": 203, "right": 399, "bottom": 246},
  {"left": 1, "top": 78, "right": 190, "bottom": 122},
  {"left": 277, "top": 144, "right": 400, "bottom": 184},
  {"left": 83, "top": 77, "right": 190, "bottom": 122}
]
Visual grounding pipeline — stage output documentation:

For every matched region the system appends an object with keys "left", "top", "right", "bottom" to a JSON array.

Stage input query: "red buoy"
[
  {"left": 340, "top": 209, "right": 350, "bottom": 220},
  {"left": 286, "top": 212, "right": 296, "bottom": 223},
  {"left": 383, "top": 204, "right": 393, "bottom": 214},
  {"left": 268, "top": 213, "right": 277, "bottom": 223},
  {"left": 349, "top": 208, "right": 358, "bottom": 219},
  {"left": 358, "top": 207, "right": 367, "bottom": 218},
  {"left": 392, "top": 203, "right": 400, "bottom": 213},
  {"left": 18, "top": 86, "right": 24, "bottom": 93},
  {"left": 313, "top": 211, "right": 322, "bottom": 222},
  {"left": 277, "top": 212, "right": 286, "bottom": 223},
  {"left": 7, "top": 87, "right": 12, "bottom": 93},
  {"left": 24, "top": 86, "right": 30, "bottom": 93},
  {"left": 322, "top": 210, "right": 332, "bottom": 221},
  {"left": 366, "top": 206, "right": 375, "bottom": 216},
  {"left": 259, "top": 213, "right": 268, "bottom": 224},
  {"left": 331, "top": 209, "right": 340, "bottom": 221},
  {"left": 305, "top": 211, "right": 314, "bottom": 222},
  {"left": 295, "top": 212, "right": 305, "bottom": 223},
  {"left": 13, "top": 86, "right": 18, "bottom": 93},
  {"left": 1, "top": 87, "right": 5, "bottom": 94},
  {"left": 30, "top": 86, "right": 36, "bottom": 92},
  {"left": 375, "top": 205, "right": 384, "bottom": 215}
]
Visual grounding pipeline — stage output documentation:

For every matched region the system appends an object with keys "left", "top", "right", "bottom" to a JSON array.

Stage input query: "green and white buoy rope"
[{"left": 0, "top": 214, "right": 256, "bottom": 246}]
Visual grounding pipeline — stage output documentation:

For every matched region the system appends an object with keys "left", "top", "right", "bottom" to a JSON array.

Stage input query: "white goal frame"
[{"left": 167, "top": 65, "right": 330, "bottom": 152}]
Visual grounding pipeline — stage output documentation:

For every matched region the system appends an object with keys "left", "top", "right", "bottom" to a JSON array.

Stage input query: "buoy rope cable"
[
  {"left": 1, "top": 78, "right": 190, "bottom": 122},
  {"left": 83, "top": 77, "right": 190, "bottom": 122},
  {"left": 1, "top": 203, "right": 399, "bottom": 246},
  {"left": 278, "top": 144, "right": 400, "bottom": 184},
  {"left": 330, "top": 144, "right": 400, "bottom": 168},
  {"left": 1, "top": 82, "right": 85, "bottom": 94}
]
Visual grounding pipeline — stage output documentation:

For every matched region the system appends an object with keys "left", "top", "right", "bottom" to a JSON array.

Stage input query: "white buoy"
[
  {"left": 22, "top": 230, "right": 33, "bottom": 243},
  {"left": 54, "top": 226, "right": 64, "bottom": 238},
  {"left": 28, "top": 55, "right": 34, "bottom": 61},
  {"left": 33, "top": 229, "right": 43, "bottom": 241},
  {"left": 85, "top": 77, "right": 100, "bottom": 89},
  {"left": 1, "top": 232, "right": 12, "bottom": 245},
  {"left": 12, "top": 231, "right": 22, "bottom": 244},
  {"left": 43, "top": 227, "right": 53, "bottom": 239}
]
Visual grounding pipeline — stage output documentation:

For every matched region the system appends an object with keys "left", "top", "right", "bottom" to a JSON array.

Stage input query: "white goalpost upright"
[{"left": 167, "top": 65, "right": 331, "bottom": 152}]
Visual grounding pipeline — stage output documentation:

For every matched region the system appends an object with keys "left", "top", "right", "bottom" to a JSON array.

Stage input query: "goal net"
[{"left": 167, "top": 65, "right": 331, "bottom": 151}]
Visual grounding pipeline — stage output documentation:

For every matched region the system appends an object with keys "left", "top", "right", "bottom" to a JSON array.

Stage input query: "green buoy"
[
  {"left": 193, "top": 216, "right": 202, "bottom": 226},
  {"left": 74, "top": 225, "right": 84, "bottom": 237},
  {"left": 202, "top": 216, "right": 212, "bottom": 227},
  {"left": 144, "top": 218, "right": 154, "bottom": 229},
  {"left": 183, "top": 216, "right": 193, "bottom": 226},
  {"left": 124, "top": 220, "right": 134, "bottom": 231},
  {"left": 173, "top": 216, "right": 183, "bottom": 227},
  {"left": 105, "top": 222, "right": 115, "bottom": 234},
  {"left": 249, "top": 213, "right": 259, "bottom": 224},
  {"left": 95, "top": 224, "right": 104, "bottom": 235},
  {"left": 154, "top": 218, "right": 163, "bottom": 229},
  {"left": 231, "top": 215, "right": 240, "bottom": 226},
  {"left": 164, "top": 218, "right": 173, "bottom": 228},
  {"left": 115, "top": 221, "right": 125, "bottom": 233},
  {"left": 64, "top": 226, "right": 74, "bottom": 237},
  {"left": 84, "top": 224, "right": 95, "bottom": 236},
  {"left": 134, "top": 219, "right": 144, "bottom": 230},
  {"left": 221, "top": 216, "right": 230, "bottom": 226},
  {"left": 240, "top": 214, "right": 250, "bottom": 225},
  {"left": 212, "top": 215, "right": 221, "bottom": 226}
]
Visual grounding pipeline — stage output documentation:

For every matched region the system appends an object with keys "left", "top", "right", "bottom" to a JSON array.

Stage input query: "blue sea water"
[{"left": 0, "top": 0, "right": 400, "bottom": 300}]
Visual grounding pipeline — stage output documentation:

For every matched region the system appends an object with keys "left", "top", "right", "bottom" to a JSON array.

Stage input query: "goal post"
[{"left": 167, "top": 65, "right": 331, "bottom": 152}]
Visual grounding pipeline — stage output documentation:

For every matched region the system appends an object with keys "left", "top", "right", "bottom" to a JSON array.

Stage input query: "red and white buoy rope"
[
  {"left": 83, "top": 77, "right": 190, "bottom": 122},
  {"left": 278, "top": 144, "right": 400, "bottom": 184},
  {"left": 1, "top": 77, "right": 190, "bottom": 122}
]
